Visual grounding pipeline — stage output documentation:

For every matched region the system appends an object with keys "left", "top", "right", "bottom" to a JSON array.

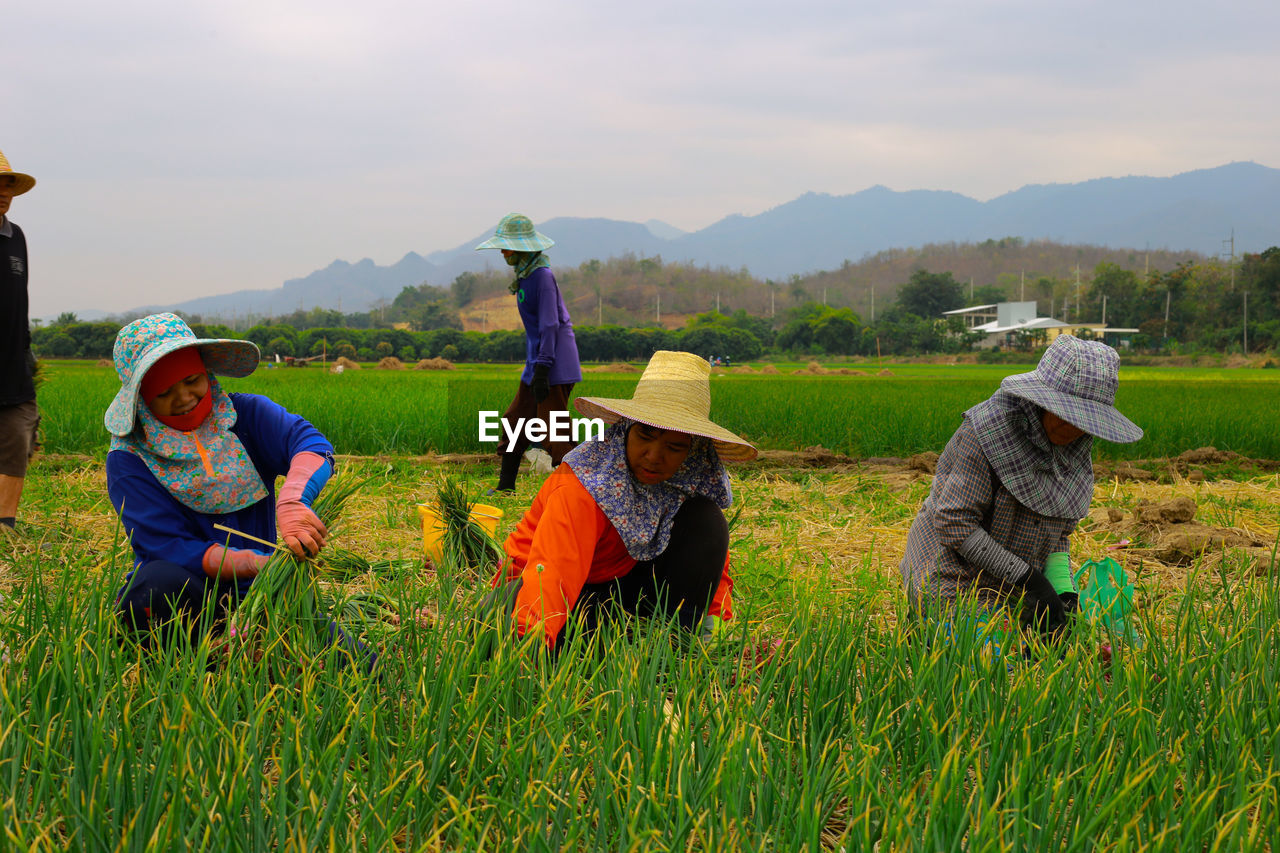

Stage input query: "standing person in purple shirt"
[{"left": 476, "top": 213, "right": 582, "bottom": 493}]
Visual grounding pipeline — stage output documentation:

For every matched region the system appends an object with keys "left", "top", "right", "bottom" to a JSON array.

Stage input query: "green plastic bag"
[{"left": 1075, "top": 557, "right": 1144, "bottom": 648}]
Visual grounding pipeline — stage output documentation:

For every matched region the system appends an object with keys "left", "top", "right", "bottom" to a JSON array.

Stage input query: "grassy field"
[
  {"left": 3, "top": 444, "right": 1279, "bottom": 849},
  {"left": 32, "top": 360, "right": 1280, "bottom": 459}
]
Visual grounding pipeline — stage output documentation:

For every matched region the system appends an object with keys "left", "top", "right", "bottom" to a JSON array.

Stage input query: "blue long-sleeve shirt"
[
  {"left": 516, "top": 267, "right": 582, "bottom": 385},
  {"left": 106, "top": 393, "right": 333, "bottom": 573}
]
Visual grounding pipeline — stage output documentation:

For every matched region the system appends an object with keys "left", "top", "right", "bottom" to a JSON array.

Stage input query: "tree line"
[{"left": 34, "top": 243, "right": 1279, "bottom": 361}]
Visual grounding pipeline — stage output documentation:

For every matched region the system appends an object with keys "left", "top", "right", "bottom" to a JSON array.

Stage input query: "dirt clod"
[
  {"left": 906, "top": 452, "right": 939, "bottom": 474},
  {"left": 1176, "top": 447, "right": 1236, "bottom": 465},
  {"left": 800, "top": 445, "right": 849, "bottom": 466},
  {"left": 1133, "top": 496, "right": 1197, "bottom": 525}
]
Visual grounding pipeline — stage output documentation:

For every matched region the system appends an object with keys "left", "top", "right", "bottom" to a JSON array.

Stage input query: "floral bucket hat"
[
  {"left": 474, "top": 213, "right": 555, "bottom": 252},
  {"left": 104, "top": 313, "right": 260, "bottom": 436},
  {"left": 1000, "top": 335, "right": 1142, "bottom": 444}
]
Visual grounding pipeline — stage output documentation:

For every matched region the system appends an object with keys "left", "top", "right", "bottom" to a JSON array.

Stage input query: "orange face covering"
[{"left": 141, "top": 348, "right": 213, "bottom": 431}]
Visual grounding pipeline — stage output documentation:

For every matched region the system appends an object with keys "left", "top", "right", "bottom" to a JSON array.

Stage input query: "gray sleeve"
[{"left": 957, "top": 528, "right": 1032, "bottom": 584}]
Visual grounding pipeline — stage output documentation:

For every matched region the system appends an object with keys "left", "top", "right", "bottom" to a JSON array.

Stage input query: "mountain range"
[{"left": 139, "top": 162, "right": 1279, "bottom": 320}]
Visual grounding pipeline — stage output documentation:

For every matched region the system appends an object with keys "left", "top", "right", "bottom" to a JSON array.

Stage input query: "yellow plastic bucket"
[{"left": 417, "top": 502, "right": 504, "bottom": 563}]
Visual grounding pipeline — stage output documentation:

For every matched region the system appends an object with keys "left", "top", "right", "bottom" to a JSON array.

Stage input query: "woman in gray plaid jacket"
[{"left": 900, "top": 335, "right": 1142, "bottom": 640}]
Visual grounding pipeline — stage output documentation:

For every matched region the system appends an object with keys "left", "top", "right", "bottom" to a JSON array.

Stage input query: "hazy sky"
[{"left": 7, "top": 0, "right": 1277, "bottom": 318}]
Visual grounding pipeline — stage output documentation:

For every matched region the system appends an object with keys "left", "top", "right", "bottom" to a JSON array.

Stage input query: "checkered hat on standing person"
[
  {"left": 474, "top": 213, "right": 555, "bottom": 252},
  {"left": 0, "top": 149, "right": 36, "bottom": 195},
  {"left": 1000, "top": 335, "right": 1142, "bottom": 444},
  {"left": 105, "top": 313, "right": 260, "bottom": 436}
]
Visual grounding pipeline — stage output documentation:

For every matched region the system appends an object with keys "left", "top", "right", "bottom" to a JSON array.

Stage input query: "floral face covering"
[{"left": 110, "top": 375, "right": 268, "bottom": 514}]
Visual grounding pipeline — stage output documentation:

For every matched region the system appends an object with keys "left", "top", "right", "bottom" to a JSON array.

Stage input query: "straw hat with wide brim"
[
  {"left": 573, "top": 350, "right": 758, "bottom": 462},
  {"left": 0, "top": 149, "right": 36, "bottom": 196},
  {"left": 104, "top": 313, "right": 261, "bottom": 436},
  {"left": 474, "top": 213, "right": 555, "bottom": 252},
  {"left": 1001, "top": 334, "right": 1143, "bottom": 444}
]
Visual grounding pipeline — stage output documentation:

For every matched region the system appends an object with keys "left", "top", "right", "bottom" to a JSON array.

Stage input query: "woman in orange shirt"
[{"left": 491, "top": 350, "right": 756, "bottom": 651}]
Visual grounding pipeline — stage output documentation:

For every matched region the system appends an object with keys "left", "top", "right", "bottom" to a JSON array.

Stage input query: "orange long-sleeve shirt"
[{"left": 497, "top": 465, "right": 734, "bottom": 647}]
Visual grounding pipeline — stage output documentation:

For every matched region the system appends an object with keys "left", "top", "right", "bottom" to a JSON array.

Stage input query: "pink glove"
[
  {"left": 277, "top": 451, "right": 329, "bottom": 558},
  {"left": 202, "top": 544, "right": 269, "bottom": 580}
]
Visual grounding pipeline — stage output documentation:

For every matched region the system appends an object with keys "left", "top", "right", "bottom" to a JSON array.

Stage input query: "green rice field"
[{"left": 32, "top": 361, "right": 1280, "bottom": 460}]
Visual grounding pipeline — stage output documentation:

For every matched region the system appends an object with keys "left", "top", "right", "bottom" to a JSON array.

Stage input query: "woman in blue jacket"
[
  {"left": 476, "top": 213, "right": 582, "bottom": 492},
  {"left": 104, "top": 313, "right": 333, "bottom": 646}
]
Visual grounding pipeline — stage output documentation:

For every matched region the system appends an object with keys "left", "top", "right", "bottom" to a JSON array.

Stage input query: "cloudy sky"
[{"left": 7, "top": 0, "right": 1277, "bottom": 318}]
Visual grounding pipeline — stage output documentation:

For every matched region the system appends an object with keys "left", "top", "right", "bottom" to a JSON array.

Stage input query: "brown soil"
[
  {"left": 1133, "top": 496, "right": 1197, "bottom": 525},
  {"left": 906, "top": 452, "right": 939, "bottom": 474},
  {"left": 1091, "top": 494, "right": 1272, "bottom": 570}
]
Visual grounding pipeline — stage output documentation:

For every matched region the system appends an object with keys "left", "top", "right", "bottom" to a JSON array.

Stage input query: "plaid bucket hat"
[
  {"left": 574, "top": 351, "right": 757, "bottom": 461},
  {"left": 1000, "top": 335, "right": 1142, "bottom": 444},
  {"left": 474, "top": 213, "right": 555, "bottom": 252},
  {"left": 104, "top": 313, "right": 260, "bottom": 436},
  {"left": 0, "top": 149, "right": 36, "bottom": 195}
]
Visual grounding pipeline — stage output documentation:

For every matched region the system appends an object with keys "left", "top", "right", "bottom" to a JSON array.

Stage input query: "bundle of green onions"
[
  {"left": 318, "top": 548, "right": 417, "bottom": 581},
  {"left": 433, "top": 475, "right": 503, "bottom": 578},
  {"left": 232, "top": 476, "right": 370, "bottom": 643}
]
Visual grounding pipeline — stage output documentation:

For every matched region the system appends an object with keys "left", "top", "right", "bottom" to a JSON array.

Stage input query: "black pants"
[
  {"left": 496, "top": 380, "right": 577, "bottom": 490},
  {"left": 577, "top": 495, "right": 729, "bottom": 634},
  {"left": 478, "top": 494, "right": 730, "bottom": 650},
  {"left": 118, "top": 560, "right": 377, "bottom": 669},
  {"left": 116, "top": 560, "right": 242, "bottom": 647}
]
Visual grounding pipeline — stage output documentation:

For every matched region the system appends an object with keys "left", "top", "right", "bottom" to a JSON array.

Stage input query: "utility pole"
[
  {"left": 770, "top": 289, "right": 775, "bottom": 317},
  {"left": 969, "top": 277, "right": 973, "bottom": 301},
  {"left": 597, "top": 293, "right": 602, "bottom": 326},
  {"left": 1020, "top": 270, "right": 1025, "bottom": 302},
  {"left": 715, "top": 291, "right": 720, "bottom": 313},
  {"left": 656, "top": 292, "right": 660, "bottom": 324},
  {"left": 870, "top": 287, "right": 875, "bottom": 324},
  {"left": 1223, "top": 229, "right": 1236, "bottom": 290},
  {"left": 1163, "top": 290, "right": 1170, "bottom": 341},
  {"left": 1243, "top": 291, "right": 1249, "bottom": 353},
  {"left": 1074, "top": 266, "right": 1081, "bottom": 324},
  {"left": 822, "top": 288, "right": 827, "bottom": 307},
  {"left": 1101, "top": 295, "right": 1107, "bottom": 327}
]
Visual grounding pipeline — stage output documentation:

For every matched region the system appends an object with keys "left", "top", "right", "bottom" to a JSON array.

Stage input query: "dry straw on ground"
[
  {"left": 377, "top": 356, "right": 405, "bottom": 370},
  {"left": 415, "top": 358, "right": 455, "bottom": 370},
  {"left": 331, "top": 357, "right": 360, "bottom": 371}
]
